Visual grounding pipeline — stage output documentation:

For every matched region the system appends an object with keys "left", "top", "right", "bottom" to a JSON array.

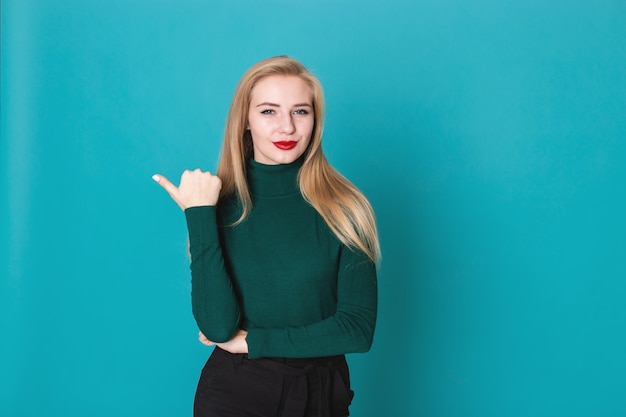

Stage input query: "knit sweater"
[{"left": 184, "top": 158, "right": 377, "bottom": 359}]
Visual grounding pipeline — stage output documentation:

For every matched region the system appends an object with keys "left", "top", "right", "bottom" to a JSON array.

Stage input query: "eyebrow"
[{"left": 255, "top": 102, "right": 312, "bottom": 108}]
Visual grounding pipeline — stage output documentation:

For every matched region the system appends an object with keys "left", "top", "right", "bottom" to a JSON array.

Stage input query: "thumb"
[
  {"left": 152, "top": 174, "right": 178, "bottom": 196},
  {"left": 152, "top": 173, "right": 186, "bottom": 210}
]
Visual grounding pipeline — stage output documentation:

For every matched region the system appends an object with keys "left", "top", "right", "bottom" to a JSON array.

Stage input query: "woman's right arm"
[
  {"left": 185, "top": 206, "right": 241, "bottom": 342},
  {"left": 153, "top": 170, "right": 242, "bottom": 342}
]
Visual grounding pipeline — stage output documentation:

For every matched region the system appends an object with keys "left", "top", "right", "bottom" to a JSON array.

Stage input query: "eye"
[
  {"left": 261, "top": 109, "right": 275, "bottom": 115},
  {"left": 293, "top": 109, "right": 310, "bottom": 115}
]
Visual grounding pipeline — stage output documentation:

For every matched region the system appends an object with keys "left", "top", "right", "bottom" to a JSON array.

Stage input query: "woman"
[{"left": 153, "top": 56, "right": 379, "bottom": 417}]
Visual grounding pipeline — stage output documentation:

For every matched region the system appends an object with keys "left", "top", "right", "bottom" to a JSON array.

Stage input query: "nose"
[{"left": 278, "top": 113, "right": 295, "bottom": 134}]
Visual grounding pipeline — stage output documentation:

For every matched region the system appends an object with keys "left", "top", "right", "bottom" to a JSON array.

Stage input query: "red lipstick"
[{"left": 274, "top": 141, "right": 297, "bottom": 150}]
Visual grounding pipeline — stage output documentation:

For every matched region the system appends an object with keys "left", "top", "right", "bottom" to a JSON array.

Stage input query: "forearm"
[
  {"left": 246, "top": 308, "right": 376, "bottom": 359},
  {"left": 247, "top": 246, "right": 378, "bottom": 359},
  {"left": 186, "top": 206, "right": 242, "bottom": 342}
]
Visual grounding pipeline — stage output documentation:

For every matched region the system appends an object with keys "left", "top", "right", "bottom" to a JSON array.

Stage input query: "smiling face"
[{"left": 247, "top": 75, "right": 314, "bottom": 165}]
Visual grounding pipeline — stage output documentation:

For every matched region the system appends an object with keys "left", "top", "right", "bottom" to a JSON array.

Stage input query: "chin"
[
  {"left": 255, "top": 145, "right": 307, "bottom": 165},
  {"left": 282, "top": 151, "right": 307, "bottom": 164}
]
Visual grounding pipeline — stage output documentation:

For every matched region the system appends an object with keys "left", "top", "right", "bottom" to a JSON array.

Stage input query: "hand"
[
  {"left": 198, "top": 329, "right": 248, "bottom": 354},
  {"left": 198, "top": 331, "right": 216, "bottom": 347},
  {"left": 152, "top": 169, "right": 222, "bottom": 210}
]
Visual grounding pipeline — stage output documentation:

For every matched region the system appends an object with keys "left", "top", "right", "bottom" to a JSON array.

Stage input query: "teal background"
[{"left": 2, "top": 0, "right": 625, "bottom": 416}]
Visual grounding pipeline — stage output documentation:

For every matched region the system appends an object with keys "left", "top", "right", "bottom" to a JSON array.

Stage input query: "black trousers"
[{"left": 193, "top": 347, "right": 354, "bottom": 417}]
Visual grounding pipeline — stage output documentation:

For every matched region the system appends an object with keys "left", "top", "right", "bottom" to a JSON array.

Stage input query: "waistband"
[
  {"left": 251, "top": 354, "right": 346, "bottom": 376},
  {"left": 216, "top": 348, "right": 351, "bottom": 417}
]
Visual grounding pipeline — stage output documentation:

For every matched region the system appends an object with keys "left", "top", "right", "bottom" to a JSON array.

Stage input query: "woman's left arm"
[{"left": 242, "top": 246, "right": 378, "bottom": 359}]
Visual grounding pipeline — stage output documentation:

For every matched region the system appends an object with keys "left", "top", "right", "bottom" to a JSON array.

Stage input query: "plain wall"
[{"left": 2, "top": 0, "right": 625, "bottom": 416}]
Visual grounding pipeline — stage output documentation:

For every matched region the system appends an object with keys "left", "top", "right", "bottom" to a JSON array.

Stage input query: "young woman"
[{"left": 154, "top": 56, "right": 379, "bottom": 417}]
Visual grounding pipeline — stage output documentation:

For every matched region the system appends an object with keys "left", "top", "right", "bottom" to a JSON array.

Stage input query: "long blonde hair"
[{"left": 216, "top": 56, "right": 380, "bottom": 263}]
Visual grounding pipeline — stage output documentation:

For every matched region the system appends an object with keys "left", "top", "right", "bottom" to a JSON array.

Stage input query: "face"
[{"left": 247, "top": 75, "right": 314, "bottom": 165}]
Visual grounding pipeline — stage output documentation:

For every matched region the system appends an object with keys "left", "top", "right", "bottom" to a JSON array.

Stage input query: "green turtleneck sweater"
[{"left": 184, "top": 158, "right": 377, "bottom": 359}]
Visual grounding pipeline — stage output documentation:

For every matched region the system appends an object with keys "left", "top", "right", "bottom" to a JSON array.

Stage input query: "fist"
[{"left": 153, "top": 169, "right": 222, "bottom": 210}]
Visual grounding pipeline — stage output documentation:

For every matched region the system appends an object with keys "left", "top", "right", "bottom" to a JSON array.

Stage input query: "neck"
[{"left": 247, "top": 157, "right": 303, "bottom": 198}]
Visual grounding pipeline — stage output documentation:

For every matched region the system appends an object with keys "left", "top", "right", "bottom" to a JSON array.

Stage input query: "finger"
[
  {"left": 152, "top": 174, "right": 180, "bottom": 205},
  {"left": 152, "top": 174, "right": 178, "bottom": 196},
  {"left": 153, "top": 174, "right": 189, "bottom": 210},
  {"left": 198, "top": 332, "right": 215, "bottom": 346}
]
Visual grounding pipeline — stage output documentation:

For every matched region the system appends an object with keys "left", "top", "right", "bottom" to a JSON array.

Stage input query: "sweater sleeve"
[
  {"left": 185, "top": 206, "right": 241, "bottom": 343},
  {"left": 245, "top": 245, "right": 378, "bottom": 359}
]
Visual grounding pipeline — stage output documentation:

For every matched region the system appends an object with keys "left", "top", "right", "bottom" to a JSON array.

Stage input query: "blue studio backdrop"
[{"left": 2, "top": 1, "right": 625, "bottom": 416}]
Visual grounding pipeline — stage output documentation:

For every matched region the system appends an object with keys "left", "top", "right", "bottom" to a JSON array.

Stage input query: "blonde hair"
[{"left": 216, "top": 56, "right": 380, "bottom": 263}]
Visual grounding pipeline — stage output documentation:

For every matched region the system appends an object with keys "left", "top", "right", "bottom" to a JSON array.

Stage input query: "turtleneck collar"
[{"left": 247, "top": 157, "right": 303, "bottom": 198}]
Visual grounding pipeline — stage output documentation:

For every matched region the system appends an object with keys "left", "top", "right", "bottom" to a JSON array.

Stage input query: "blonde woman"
[{"left": 154, "top": 56, "right": 379, "bottom": 417}]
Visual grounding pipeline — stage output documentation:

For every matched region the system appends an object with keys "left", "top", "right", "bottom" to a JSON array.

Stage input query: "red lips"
[{"left": 273, "top": 141, "right": 297, "bottom": 150}]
